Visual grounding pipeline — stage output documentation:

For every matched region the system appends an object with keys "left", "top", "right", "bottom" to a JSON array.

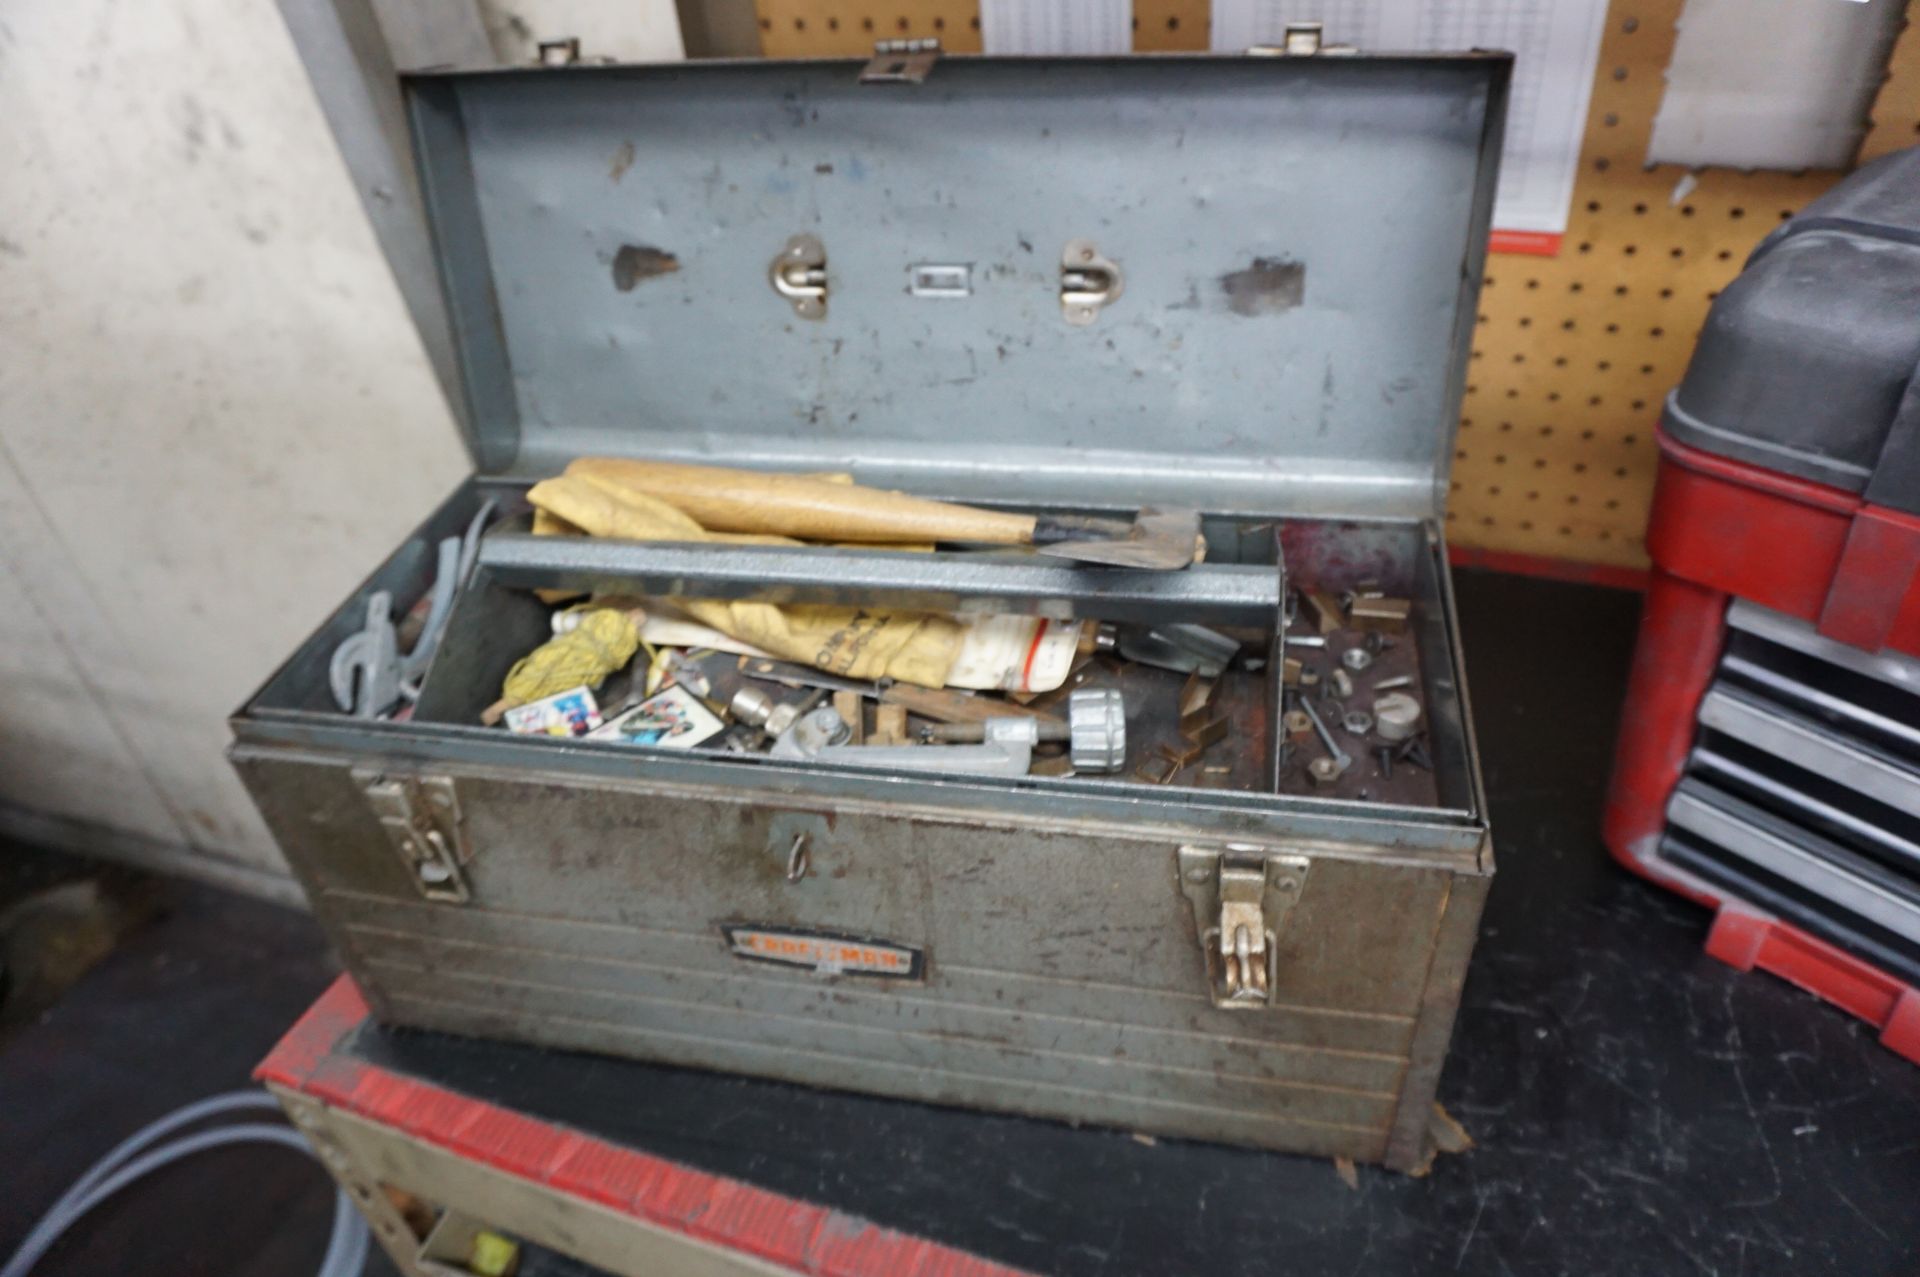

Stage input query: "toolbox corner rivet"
[
  {"left": 1276, "top": 877, "right": 1298, "bottom": 893},
  {"left": 1185, "top": 866, "right": 1211, "bottom": 883}
]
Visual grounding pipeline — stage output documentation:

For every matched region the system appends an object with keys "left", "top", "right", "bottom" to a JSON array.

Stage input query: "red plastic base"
[
  {"left": 1704, "top": 909, "right": 1920, "bottom": 1067},
  {"left": 258, "top": 978, "right": 1030, "bottom": 1277},
  {"left": 1602, "top": 426, "right": 1920, "bottom": 1068}
]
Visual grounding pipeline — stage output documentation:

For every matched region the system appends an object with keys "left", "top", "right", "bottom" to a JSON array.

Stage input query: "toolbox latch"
[
  {"left": 354, "top": 769, "right": 471, "bottom": 904},
  {"left": 860, "top": 38, "right": 940, "bottom": 85},
  {"left": 1178, "top": 845, "right": 1310, "bottom": 1009},
  {"left": 1060, "top": 240, "right": 1123, "bottom": 326},
  {"left": 769, "top": 233, "right": 829, "bottom": 320},
  {"left": 1246, "top": 22, "right": 1358, "bottom": 56}
]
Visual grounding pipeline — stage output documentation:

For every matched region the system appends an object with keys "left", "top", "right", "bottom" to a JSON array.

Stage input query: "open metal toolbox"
[{"left": 232, "top": 50, "right": 1509, "bottom": 1170}]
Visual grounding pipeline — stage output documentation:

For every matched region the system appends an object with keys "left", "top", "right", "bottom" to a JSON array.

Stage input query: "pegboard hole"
[
  {"left": 1581, "top": 429, "right": 1595, "bottom": 440},
  {"left": 1603, "top": 113, "right": 1620, "bottom": 127},
  {"left": 1633, "top": 202, "right": 1648, "bottom": 215},
  {"left": 1729, "top": 207, "right": 1746, "bottom": 219},
  {"left": 1659, "top": 288, "right": 1673, "bottom": 299},
  {"left": 1605, "top": 323, "right": 1619, "bottom": 334}
]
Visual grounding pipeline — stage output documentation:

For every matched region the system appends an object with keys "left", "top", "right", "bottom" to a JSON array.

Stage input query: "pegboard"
[{"left": 750, "top": 0, "right": 1920, "bottom": 570}]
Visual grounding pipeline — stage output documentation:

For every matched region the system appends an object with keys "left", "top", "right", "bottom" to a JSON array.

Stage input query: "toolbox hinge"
[
  {"left": 1247, "top": 22, "right": 1358, "bottom": 57},
  {"left": 860, "top": 38, "right": 941, "bottom": 85},
  {"left": 354, "top": 769, "right": 471, "bottom": 904},
  {"left": 1178, "top": 844, "right": 1310, "bottom": 1009}
]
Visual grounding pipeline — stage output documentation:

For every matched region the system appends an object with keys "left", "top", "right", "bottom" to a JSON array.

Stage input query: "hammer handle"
[{"left": 569, "top": 458, "right": 1039, "bottom": 546}]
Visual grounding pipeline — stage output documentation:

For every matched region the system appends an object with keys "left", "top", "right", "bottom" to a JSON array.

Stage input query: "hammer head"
[{"left": 1035, "top": 507, "right": 1205, "bottom": 570}]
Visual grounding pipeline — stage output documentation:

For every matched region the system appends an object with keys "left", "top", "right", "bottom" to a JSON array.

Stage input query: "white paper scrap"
[
  {"left": 981, "top": 0, "right": 1131, "bottom": 55},
  {"left": 1209, "top": 0, "right": 1611, "bottom": 239}
]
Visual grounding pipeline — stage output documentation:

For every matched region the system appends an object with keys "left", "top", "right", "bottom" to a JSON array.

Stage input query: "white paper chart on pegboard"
[{"left": 1209, "top": 0, "right": 1611, "bottom": 239}]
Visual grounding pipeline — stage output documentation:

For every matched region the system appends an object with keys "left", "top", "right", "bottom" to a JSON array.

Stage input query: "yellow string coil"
[{"left": 498, "top": 608, "right": 641, "bottom": 710}]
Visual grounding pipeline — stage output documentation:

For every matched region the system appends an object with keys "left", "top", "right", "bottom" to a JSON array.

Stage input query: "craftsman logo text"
[{"left": 721, "top": 925, "right": 925, "bottom": 980}]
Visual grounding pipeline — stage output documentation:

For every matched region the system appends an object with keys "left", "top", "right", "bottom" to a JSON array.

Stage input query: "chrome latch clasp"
[
  {"left": 1060, "top": 240, "right": 1123, "bottom": 325},
  {"left": 770, "top": 233, "right": 828, "bottom": 320},
  {"left": 1179, "top": 845, "right": 1309, "bottom": 1008}
]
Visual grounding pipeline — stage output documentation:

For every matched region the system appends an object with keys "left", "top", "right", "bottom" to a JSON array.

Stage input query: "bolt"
[
  {"left": 1374, "top": 745, "right": 1395, "bottom": 779},
  {"left": 1299, "top": 699, "right": 1351, "bottom": 771}
]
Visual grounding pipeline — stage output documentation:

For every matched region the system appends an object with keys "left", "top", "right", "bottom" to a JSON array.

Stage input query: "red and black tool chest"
[{"left": 1605, "top": 148, "right": 1920, "bottom": 1063}]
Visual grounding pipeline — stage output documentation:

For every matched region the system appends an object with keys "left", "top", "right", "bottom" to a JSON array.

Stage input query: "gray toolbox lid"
[
  {"left": 405, "top": 54, "right": 1509, "bottom": 520},
  {"left": 1665, "top": 147, "right": 1920, "bottom": 515}
]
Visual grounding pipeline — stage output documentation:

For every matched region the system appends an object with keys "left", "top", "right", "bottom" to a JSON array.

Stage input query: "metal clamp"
[
  {"left": 1179, "top": 845, "right": 1310, "bottom": 1008},
  {"left": 770, "top": 233, "right": 828, "bottom": 319},
  {"left": 1247, "top": 23, "right": 1358, "bottom": 56},
  {"left": 1061, "top": 240, "right": 1123, "bottom": 325},
  {"left": 354, "top": 770, "right": 470, "bottom": 903},
  {"left": 860, "top": 38, "right": 940, "bottom": 84}
]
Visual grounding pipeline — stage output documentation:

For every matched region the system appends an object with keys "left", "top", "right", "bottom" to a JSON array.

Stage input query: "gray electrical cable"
[{"left": 0, "top": 1095, "right": 368, "bottom": 1277}]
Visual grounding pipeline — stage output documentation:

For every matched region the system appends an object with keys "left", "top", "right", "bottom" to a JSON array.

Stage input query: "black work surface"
[
  {"left": 342, "top": 570, "right": 1920, "bottom": 1275},
  {"left": 3, "top": 570, "right": 1917, "bottom": 1276}
]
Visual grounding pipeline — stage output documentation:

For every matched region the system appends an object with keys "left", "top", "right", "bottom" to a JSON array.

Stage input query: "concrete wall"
[{"left": 0, "top": 0, "right": 676, "bottom": 893}]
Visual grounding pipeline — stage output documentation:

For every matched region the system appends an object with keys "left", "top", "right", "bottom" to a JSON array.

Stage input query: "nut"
[
  {"left": 1068, "top": 686, "right": 1127, "bottom": 773},
  {"left": 1341, "top": 648, "right": 1373, "bottom": 672},
  {"left": 1330, "top": 668, "right": 1354, "bottom": 699},
  {"left": 1308, "top": 755, "right": 1345, "bottom": 786},
  {"left": 1299, "top": 664, "right": 1321, "bottom": 688},
  {"left": 1342, "top": 710, "right": 1374, "bottom": 736},
  {"left": 1282, "top": 709, "right": 1313, "bottom": 737}
]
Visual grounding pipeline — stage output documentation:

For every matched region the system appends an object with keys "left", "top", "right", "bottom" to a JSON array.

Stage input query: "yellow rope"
[{"left": 499, "top": 608, "right": 640, "bottom": 709}]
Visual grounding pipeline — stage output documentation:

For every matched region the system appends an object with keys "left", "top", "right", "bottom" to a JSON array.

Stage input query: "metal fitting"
[
  {"left": 1340, "top": 648, "right": 1373, "bottom": 672},
  {"left": 1373, "top": 692, "right": 1422, "bottom": 743}
]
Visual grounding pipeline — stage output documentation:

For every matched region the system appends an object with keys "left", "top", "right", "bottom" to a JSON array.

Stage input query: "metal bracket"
[
  {"left": 1178, "top": 845, "right": 1310, "bottom": 1009},
  {"left": 355, "top": 769, "right": 471, "bottom": 903},
  {"left": 769, "top": 233, "right": 828, "bottom": 320},
  {"left": 1247, "top": 22, "right": 1358, "bottom": 56},
  {"left": 536, "top": 37, "right": 582, "bottom": 65},
  {"left": 1060, "top": 240, "right": 1123, "bottom": 325},
  {"left": 860, "top": 38, "right": 940, "bottom": 84}
]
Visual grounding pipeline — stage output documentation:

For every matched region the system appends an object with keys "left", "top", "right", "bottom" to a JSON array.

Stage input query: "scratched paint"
[{"left": 1220, "top": 257, "right": 1307, "bottom": 317}]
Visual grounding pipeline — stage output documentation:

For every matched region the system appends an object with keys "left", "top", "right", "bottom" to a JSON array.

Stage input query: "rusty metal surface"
[{"left": 235, "top": 739, "right": 1486, "bottom": 1167}]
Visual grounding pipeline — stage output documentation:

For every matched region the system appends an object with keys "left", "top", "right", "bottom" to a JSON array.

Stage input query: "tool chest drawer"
[{"left": 236, "top": 50, "right": 1507, "bottom": 1169}]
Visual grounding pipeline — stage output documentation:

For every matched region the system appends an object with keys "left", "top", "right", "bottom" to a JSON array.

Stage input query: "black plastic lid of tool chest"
[
  {"left": 1664, "top": 147, "right": 1920, "bottom": 514},
  {"left": 402, "top": 55, "right": 1508, "bottom": 521}
]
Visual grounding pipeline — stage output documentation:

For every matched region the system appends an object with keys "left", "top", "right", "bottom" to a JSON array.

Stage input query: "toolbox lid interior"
[{"left": 405, "top": 54, "right": 1509, "bottom": 521}]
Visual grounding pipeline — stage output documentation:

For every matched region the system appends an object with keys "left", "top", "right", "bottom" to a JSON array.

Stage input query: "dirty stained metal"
[
  {"left": 608, "top": 140, "right": 635, "bottom": 182},
  {"left": 1221, "top": 257, "right": 1307, "bottom": 317},
  {"left": 611, "top": 244, "right": 679, "bottom": 291}
]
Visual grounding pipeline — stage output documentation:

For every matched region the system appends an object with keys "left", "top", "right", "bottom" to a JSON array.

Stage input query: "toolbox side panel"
[{"left": 234, "top": 749, "right": 1467, "bottom": 1162}]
